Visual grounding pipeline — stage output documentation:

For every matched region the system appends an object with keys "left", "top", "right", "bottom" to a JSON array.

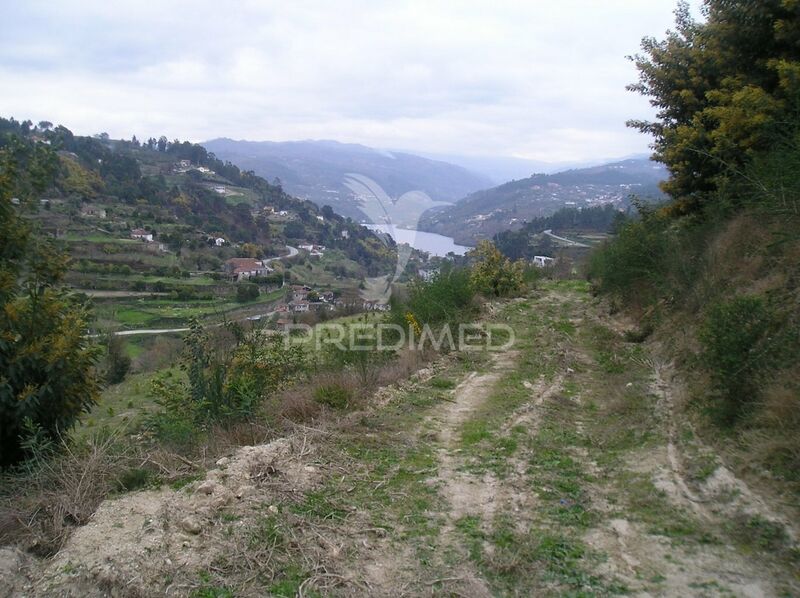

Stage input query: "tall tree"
[
  {"left": 628, "top": 0, "right": 800, "bottom": 212},
  {"left": 0, "top": 136, "right": 101, "bottom": 466}
]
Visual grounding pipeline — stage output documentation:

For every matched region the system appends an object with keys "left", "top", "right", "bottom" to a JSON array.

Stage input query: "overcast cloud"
[{"left": 0, "top": 1, "right": 692, "bottom": 162}]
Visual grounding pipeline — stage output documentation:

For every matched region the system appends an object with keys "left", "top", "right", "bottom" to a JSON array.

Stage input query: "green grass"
[
  {"left": 455, "top": 298, "right": 561, "bottom": 477},
  {"left": 191, "top": 570, "right": 234, "bottom": 598},
  {"left": 614, "top": 472, "right": 712, "bottom": 542},
  {"left": 72, "top": 367, "right": 184, "bottom": 439},
  {"left": 124, "top": 339, "right": 145, "bottom": 359},
  {"left": 455, "top": 513, "right": 622, "bottom": 595},
  {"left": 289, "top": 490, "right": 349, "bottom": 521},
  {"left": 430, "top": 377, "right": 456, "bottom": 390},
  {"left": 267, "top": 565, "right": 316, "bottom": 597},
  {"left": 94, "top": 288, "right": 285, "bottom": 330}
]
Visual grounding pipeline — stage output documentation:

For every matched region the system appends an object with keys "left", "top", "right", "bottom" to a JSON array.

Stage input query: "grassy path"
[
  {"left": 31, "top": 281, "right": 799, "bottom": 597},
  {"left": 312, "top": 281, "right": 799, "bottom": 596}
]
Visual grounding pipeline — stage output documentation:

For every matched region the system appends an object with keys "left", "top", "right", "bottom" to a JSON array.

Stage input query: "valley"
[
  {"left": 3, "top": 3, "right": 800, "bottom": 596},
  {"left": 420, "top": 159, "right": 667, "bottom": 245},
  {"left": 201, "top": 139, "right": 492, "bottom": 223}
]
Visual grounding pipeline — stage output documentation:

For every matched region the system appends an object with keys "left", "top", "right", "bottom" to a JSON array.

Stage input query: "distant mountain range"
[
  {"left": 418, "top": 158, "right": 668, "bottom": 245},
  {"left": 404, "top": 151, "right": 653, "bottom": 184},
  {"left": 202, "top": 138, "right": 493, "bottom": 226},
  {"left": 201, "top": 138, "right": 668, "bottom": 245}
]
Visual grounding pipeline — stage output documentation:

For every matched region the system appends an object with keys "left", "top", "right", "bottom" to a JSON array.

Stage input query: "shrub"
[
  {"left": 0, "top": 430, "right": 127, "bottom": 555},
  {"left": 105, "top": 334, "right": 132, "bottom": 385},
  {"left": 699, "top": 295, "right": 774, "bottom": 423},
  {"left": 236, "top": 282, "right": 259, "bottom": 303},
  {"left": 468, "top": 240, "right": 525, "bottom": 298},
  {"left": 313, "top": 384, "right": 351, "bottom": 409},
  {"left": 587, "top": 207, "right": 671, "bottom": 306},
  {"left": 149, "top": 320, "right": 308, "bottom": 435},
  {"left": 393, "top": 265, "right": 476, "bottom": 328},
  {"left": 324, "top": 324, "right": 394, "bottom": 386},
  {"left": 0, "top": 192, "right": 101, "bottom": 466},
  {"left": 114, "top": 467, "right": 156, "bottom": 492}
]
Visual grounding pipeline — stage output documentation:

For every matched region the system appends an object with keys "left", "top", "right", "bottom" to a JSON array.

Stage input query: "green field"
[{"left": 94, "top": 288, "right": 286, "bottom": 330}]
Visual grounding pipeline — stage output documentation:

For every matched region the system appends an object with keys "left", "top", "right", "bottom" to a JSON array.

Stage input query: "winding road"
[{"left": 543, "top": 229, "right": 591, "bottom": 247}]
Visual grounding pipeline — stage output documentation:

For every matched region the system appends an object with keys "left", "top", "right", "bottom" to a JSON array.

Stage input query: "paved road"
[
  {"left": 263, "top": 245, "right": 298, "bottom": 264},
  {"left": 543, "top": 229, "right": 591, "bottom": 248},
  {"left": 115, "top": 327, "right": 191, "bottom": 337}
]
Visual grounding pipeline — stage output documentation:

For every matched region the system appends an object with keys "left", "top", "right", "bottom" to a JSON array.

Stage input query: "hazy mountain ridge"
[
  {"left": 202, "top": 138, "right": 494, "bottom": 224},
  {"left": 419, "top": 158, "right": 668, "bottom": 245},
  {"left": 407, "top": 151, "right": 653, "bottom": 183}
]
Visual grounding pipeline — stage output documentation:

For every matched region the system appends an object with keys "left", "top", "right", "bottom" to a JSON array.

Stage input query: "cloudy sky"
[{"left": 1, "top": 1, "right": 692, "bottom": 163}]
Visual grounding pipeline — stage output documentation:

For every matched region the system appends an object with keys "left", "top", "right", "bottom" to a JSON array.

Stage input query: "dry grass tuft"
[
  {"left": 746, "top": 378, "right": 800, "bottom": 488},
  {"left": 0, "top": 431, "right": 128, "bottom": 556}
]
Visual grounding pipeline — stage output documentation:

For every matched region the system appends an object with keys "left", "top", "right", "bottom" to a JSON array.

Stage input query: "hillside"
[
  {"left": 202, "top": 138, "right": 493, "bottom": 225},
  {"left": 420, "top": 158, "right": 667, "bottom": 244},
  {"left": 5, "top": 282, "right": 798, "bottom": 596},
  {"left": 0, "top": 118, "right": 398, "bottom": 336}
]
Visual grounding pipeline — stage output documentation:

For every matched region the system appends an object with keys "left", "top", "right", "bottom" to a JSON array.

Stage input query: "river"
[{"left": 367, "top": 225, "right": 472, "bottom": 257}]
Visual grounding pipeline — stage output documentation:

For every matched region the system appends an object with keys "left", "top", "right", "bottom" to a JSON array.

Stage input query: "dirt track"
[{"left": 8, "top": 282, "right": 799, "bottom": 597}]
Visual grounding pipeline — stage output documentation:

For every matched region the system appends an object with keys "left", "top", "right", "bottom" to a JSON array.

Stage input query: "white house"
[
  {"left": 131, "top": 228, "right": 154, "bottom": 242},
  {"left": 290, "top": 300, "right": 310, "bottom": 313},
  {"left": 533, "top": 256, "right": 555, "bottom": 268},
  {"left": 214, "top": 237, "right": 226, "bottom": 247},
  {"left": 299, "top": 244, "right": 325, "bottom": 256},
  {"left": 81, "top": 205, "right": 107, "bottom": 218}
]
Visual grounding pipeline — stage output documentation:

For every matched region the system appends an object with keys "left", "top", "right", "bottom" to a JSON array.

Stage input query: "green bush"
[
  {"left": 0, "top": 172, "right": 101, "bottom": 465},
  {"left": 324, "top": 323, "right": 394, "bottom": 386},
  {"left": 469, "top": 240, "right": 525, "bottom": 298},
  {"left": 313, "top": 384, "right": 351, "bottom": 409},
  {"left": 392, "top": 265, "right": 476, "bottom": 328},
  {"left": 114, "top": 467, "right": 156, "bottom": 492},
  {"left": 587, "top": 207, "right": 671, "bottom": 306},
  {"left": 149, "top": 321, "right": 308, "bottom": 436},
  {"left": 699, "top": 296, "right": 774, "bottom": 423},
  {"left": 236, "top": 282, "right": 259, "bottom": 303}
]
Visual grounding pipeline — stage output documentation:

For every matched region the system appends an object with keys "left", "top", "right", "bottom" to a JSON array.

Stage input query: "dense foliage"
[
  {"left": 628, "top": 0, "right": 800, "bottom": 213},
  {"left": 699, "top": 296, "right": 777, "bottom": 423},
  {"left": 0, "top": 136, "right": 101, "bottom": 466},
  {"left": 392, "top": 265, "right": 476, "bottom": 329},
  {"left": 592, "top": 0, "right": 800, "bottom": 457},
  {"left": 469, "top": 240, "right": 525, "bottom": 298},
  {"left": 149, "top": 321, "right": 307, "bottom": 444},
  {"left": 494, "top": 204, "right": 624, "bottom": 260}
]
